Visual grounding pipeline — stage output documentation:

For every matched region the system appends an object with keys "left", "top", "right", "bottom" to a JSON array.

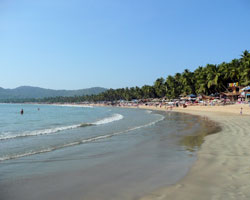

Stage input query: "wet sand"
[{"left": 139, "top": 104, "right": 250, "bottom": 200}]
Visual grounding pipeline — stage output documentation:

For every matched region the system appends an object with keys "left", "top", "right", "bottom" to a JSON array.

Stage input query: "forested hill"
[{"left": 0, "top": 86, "right": 107, "bottom": 100}]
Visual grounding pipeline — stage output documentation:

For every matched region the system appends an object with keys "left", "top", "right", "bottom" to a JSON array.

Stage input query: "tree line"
[{"left": 2, "top": 50, "right": 250, "bottom": 103}]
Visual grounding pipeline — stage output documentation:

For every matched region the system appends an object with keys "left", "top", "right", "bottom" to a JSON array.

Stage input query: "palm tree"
[
  {"left": 141, "top": 85, "right": 155, "bottom": 99},
  {"left": 228, "top": 59, "right": 240, "bottom": 82},
  {"left": 239, "top": 50, "right": 250, "bottom": 85},
  {"left": 174, "top": 73, "right": 183, "bottom": 97},
  {"left": 194, "top": 66, "right": 208, "bottom": 94},
  {"left": 206, "top": 64, "right": 223, "bottom": 93},
  {"left": 181, "top": 69, "right": 195, "bottom": 95},
  {"left": 154, "top": 77, "right": 166, "bottom": 98},
  {"left": 165, "top": 75, "right": 176, "bottom": 98}
]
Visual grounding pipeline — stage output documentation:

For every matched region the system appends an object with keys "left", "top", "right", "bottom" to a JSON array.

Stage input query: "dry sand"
[{"left": 138, "top": 104, "right": 250, "bottom": 200}]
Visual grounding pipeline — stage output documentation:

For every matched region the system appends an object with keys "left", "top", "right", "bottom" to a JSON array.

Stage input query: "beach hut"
[
  {"left": 220, "top": 83, "right": 244, "bottom": 102},
  {"left": 220, "top": 92, "right": 241, "bottom": 102}
]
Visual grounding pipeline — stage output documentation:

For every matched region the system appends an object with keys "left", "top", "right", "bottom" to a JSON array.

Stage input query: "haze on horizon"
[{"left": 1, "top": 0, "right": 250, "bottom": 90}]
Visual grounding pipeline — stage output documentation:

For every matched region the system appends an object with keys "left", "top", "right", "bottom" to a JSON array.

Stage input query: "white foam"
[
  {"left": 0, "top": 148, "right": 54, "bottom": 161},
  {"left": 93, "top": 114, "right": 124, "bottom": 125},
  {"left": 0, "top": 115, "right": 164, "bottom": 162},
  {"left": 113, "top": 115, "right": 165, "bottom": 135},
  {"left": 54, "top": 104, "right": 93, "bottom": 108},
  {"left": 0, "top": 134, "right": 115, "bottom": 161},
  {"left": 0, "top": 114, "right": 124, "bottom": 141},
  {"left": 0, "top": 124, "right": 80, "bottom": 141}
]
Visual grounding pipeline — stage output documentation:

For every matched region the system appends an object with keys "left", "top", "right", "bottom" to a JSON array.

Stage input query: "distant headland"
[{"left": 0, "top": 86, "right": 107, "bottom": 100}]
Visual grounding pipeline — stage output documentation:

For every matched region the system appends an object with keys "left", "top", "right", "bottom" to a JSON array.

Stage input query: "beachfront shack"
[
  {"left": 221, "top": 82, "right": 243, "bottom": 102},
  {"left": 220, "top": 92, "right": 240, "bottom": 101}
]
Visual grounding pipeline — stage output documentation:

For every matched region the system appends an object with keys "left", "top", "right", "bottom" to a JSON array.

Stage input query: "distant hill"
[{"left": 0, "top": 86, "right": 107, "bottom": 100}]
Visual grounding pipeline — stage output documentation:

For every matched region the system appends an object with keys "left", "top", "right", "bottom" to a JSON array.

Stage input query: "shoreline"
[
  {"left": 64, "top": 102, "right": 250, "bottom": 199},
  {"left": 137, "top": 104, "right": 250, "bottom": 200},
  {"left": 0, "top": 104, "right": 208, "bottom": 200},
  {"left": 33, "top": 102, "right": 250, "bottom": 199},
  {"left": 3, "top": 102, "right": 250, "bottom": 199}
]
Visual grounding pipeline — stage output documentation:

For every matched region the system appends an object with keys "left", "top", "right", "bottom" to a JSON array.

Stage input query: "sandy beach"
[
  {"left": 138, "top": 104, "right": 250, "bottom": 200},
  {"left": 2, "top": 103, "right": 250, "bottom": 200}
]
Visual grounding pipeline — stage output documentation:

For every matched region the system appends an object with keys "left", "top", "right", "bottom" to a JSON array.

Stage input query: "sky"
[{"left": 0, "top": 0, "right": 250, "bottom": 90}]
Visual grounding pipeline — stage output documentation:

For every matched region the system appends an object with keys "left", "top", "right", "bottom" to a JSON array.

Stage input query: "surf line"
[
  {"left": 0, "top": 114, "right": 124, "bottom": 141},
  {"left": 0, "top": 115, "right": 164, "bottom": 162}
]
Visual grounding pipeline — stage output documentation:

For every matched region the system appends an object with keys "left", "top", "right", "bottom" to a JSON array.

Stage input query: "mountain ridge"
[{"left": 0, "top": 86, "right": 107, "bottom": 99}]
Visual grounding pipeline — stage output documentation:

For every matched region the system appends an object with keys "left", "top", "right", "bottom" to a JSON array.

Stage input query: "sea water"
[{"left": 0, "top": 103, "right": 214, "bottom": 200}]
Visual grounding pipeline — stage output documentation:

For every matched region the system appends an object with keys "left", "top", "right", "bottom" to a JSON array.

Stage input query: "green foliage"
[{"left": 2, "top": 50, "right": 250, "bottom": 103}]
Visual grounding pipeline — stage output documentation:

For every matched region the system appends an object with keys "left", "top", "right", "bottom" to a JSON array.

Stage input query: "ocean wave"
[
  {"left": 0, "top": 115, "right": 164, "bottom": 162},
  {"left": 93, "top": 114, "right": 124, "bottom": 125},
  {"left": 0, "top": 114, "right": 124, "bottom": 141},
  {"left": 0, "top": 148, "right": 55, "bottom": 162},
  {"left": 0, "top": 134, "right": 113, "bottom": 162},
  {"left": 0, "top": 124, "right": 80, "bottom": 140},
  {"left": 113, "top": 114, "right": 164, "bottom": 136},
  {"left": 54, "top": 104, "right": 93, "bottom": 108}
]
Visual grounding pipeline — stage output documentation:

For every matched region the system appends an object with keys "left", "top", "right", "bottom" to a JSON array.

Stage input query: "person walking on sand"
[{"left": 240, "top": 107, "right": 243, "bottom": 115}]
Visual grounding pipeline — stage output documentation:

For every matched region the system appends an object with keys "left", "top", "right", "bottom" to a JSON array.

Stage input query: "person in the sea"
[{"left": 20, "top": 109, "right": 24, "bottom": 115}]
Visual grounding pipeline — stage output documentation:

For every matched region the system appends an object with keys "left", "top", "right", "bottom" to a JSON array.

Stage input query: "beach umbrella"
[{"left": 187, "top": 94, "right": 197, "bottom": 98}]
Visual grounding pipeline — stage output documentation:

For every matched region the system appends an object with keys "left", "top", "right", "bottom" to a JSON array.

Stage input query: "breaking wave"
[
  {"left": 93, "top": 114, "right": 123, "bottom": 125},
  {"left": 55, "top": 104, "right": 93, "bottom": 108},
  {"left": 0, "top": 115, "right": 164, "bottom": 162},
  {"left": 0, "top": 114, "right": 124, "bottom": 141}
]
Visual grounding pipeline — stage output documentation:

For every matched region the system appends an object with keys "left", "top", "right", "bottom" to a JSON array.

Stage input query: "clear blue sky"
[{"left": 1, "top": 0, "right": 250, "bottom": 90}]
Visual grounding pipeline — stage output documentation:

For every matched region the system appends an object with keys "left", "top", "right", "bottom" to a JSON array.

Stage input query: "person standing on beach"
[{"left": 240, "top": 107, "right": 243, "bottom": 115}]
